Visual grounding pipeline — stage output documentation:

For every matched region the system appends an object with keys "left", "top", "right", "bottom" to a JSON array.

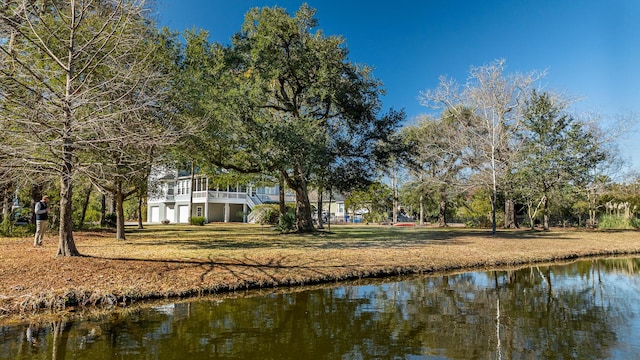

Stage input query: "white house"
[{"left": 147, "top": 170, "right": 295, "bottom": 224}]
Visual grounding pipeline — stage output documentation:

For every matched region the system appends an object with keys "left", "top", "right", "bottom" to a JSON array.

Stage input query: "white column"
[
  {"left": 243, "top": 203, "right": 247, "bottom": 223},
  {"left": 224, "top": 203, "right": 230, "bottom": 223},
  {"left": 204, "top": 190, "right": 209, "bottom": 224}
]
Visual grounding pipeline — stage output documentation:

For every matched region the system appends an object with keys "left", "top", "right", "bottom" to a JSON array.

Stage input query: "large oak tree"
[{"left": 182, "top": 5, "right": 402, "bottom": 232}]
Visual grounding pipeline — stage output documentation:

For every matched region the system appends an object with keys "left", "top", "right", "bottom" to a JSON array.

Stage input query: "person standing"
[{"left": 33, "top": 195, "right": 50, "bottom": 247}]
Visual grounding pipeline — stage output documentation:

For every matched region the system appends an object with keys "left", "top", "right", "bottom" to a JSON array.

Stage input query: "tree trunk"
[
  {"left": 79, "top": 184, "right": 92, "bottom": 229},
  {"left": 293, "top": 184, "right": 315, "bottom": 232},
  {"left": 327, "top": 191, "right": 332, "bottom": 231},
  {"left": 279, "top": 174, "right": 286, "bottom": 216},
  {"left": 391, "top": 164, "right": 398, "bottom": 224},
  {"left": 1, "top": 188, "right": 8, "bottom": 223},
  {"left": 99, "top": 193, "right": 106, "bottom": 227},
  {"left": 115, "top": 180, "right": 126, "bottom": 240},
  {"left": 284, "top": 166, "right": 315, "bottom": 233},
  {"left": 542, "top": 196, "right": 550, "bottom": 231},
  {"left": 489, "top": 185, "right": 497, "bottom": 235},
  {"left": 110, "top": 193, "right": 116, "bottom": 214},
  {"left": 317, "top": 187, "right": 324, "bottom": 229},
  {"left": 527, "top": 203, "right": 535, "bottom": 230},
  {"left": 504, "top": 198, "right": 517, "bottom": 229},
  {"left": 137, "top": 192, "right": 144, "bottom": 229},
  {"left": 419, "top": 193, "right": 425, "bottom": 226},
  {"left": 57, "top": 163, "right": 79, "bottom": 256},
  {"left": 57, "top": 12, "right": 80, "bottom": 257},
  {"left": 437, "top": 186, "right": 448, "bottom": 227}
]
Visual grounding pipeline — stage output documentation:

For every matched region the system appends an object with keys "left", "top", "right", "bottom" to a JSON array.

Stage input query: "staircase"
[{"left": 246, "top": 195, "right": 264, "bottom": 223}]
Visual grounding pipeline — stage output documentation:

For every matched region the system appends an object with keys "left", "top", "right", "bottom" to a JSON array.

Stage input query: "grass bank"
[{"left": 2, "top": 224, "right": 640, "bottom": 321}]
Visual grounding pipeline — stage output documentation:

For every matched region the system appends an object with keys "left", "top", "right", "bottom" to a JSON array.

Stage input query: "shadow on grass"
[
  {"left": 113, "top": 224, "right": 582, "bottom": 252},
  {"left": 83, "top": 252, "right": 360, "bottom": 288}
]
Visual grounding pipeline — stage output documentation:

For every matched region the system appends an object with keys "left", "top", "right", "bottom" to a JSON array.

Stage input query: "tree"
[
  {"left": 0, "top": 0, "right": 166, "bottom": 255},
  {"left": 345, "top": 181, "right": 393, "bottom": 224},
  {"left": 421, "top": 59, "right": 543, "bottom": 233},
  {"left": 83, "top": 27, "right": 180, "bottom": 240},
  {"left": 182, "top": 5, "right": 401, "bottom": 233},
  {"left": 400, "top": 112, "right": 467, "bottom": 227},
  {"left": 513, "top": 91, "right": 605, "bottom": 230}
]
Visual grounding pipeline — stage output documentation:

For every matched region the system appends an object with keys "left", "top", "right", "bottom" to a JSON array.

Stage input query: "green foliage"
[
  {"left": 458, "top": 188, "right": 494, "bottom": 228},
  {"left": 0, "top": 218, "right": 33, "bottom": 237},
  {"left": 72, "top": 185, "right": 103, "bottom": 228},
  {"left": 275, "top": 208, "right": 297, "bottom": 233},
  {"left": 598, "top": 215, "right": 639, "bottom": 230},
  {"left": 0, "top": 217, "right": 14, "bottom": 237},
  {"left": 250, "top": 204, "right": 297, "bottom": 232},
  {"left": 190, "top": 216, "right": 206, "bottom": 226},
  {"left": 363, "top": 210, "right": 388, "bottom": 224},
  {"left": 513, "top": 91, "right": 606, "bottom": 230},
  {"left": 399, "top": 182, "right": 436, "bottom": 220},
  {"left": 600, "top": 182, "right": 640, "bottom": 216},
  {"left": 250, "top": 204, "right": 281, "bottom": 225},
  {"left": 176, "top": 5, "right": 403, "bottom": 233},
  {"left": 346, "top": 181, "right": 393, "bottom": 222}
]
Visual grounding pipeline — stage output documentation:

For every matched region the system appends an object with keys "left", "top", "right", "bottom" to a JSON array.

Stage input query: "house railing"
[
  {"left": 193, "top": 191, "right": 207, "bottom": 199},
  {"left": 154, "top": 190, "right": 293, "bottom": 204},
  {"left": 208, "top": 191, "right": 247, "bottom": 199},
  {"left": 187, "top": 190, "right": 250, "bottom": 200}
]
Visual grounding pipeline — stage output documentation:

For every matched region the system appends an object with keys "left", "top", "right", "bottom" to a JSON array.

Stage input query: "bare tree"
[
  {"left": 0, "top": 0, "right": 169, "bottom": 255},
  {"left": 420, "top": 59, "right": 543, "bottom": 234},
  {"left": 400, "top": 112, "right": 467, "bottom": 227}
]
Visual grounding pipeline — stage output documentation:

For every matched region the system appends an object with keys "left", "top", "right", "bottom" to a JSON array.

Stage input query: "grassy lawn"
[{"left": 3, "top": 223, "right": 640, "bottom": 320}]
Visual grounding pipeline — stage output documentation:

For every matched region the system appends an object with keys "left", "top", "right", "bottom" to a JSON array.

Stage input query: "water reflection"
[{"left": 2, "top": 258, "right": 640, "bottom": 359}]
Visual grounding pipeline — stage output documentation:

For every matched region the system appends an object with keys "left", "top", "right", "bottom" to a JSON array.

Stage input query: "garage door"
[
  {"left": 178, "top": 205, "right": 189, "bottom": 223},
  {"left": 150, "top": 206, "right": 160, "bottom": 223}
]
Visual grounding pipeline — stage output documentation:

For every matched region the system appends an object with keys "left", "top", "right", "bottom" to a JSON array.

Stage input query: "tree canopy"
[{"left": 177, "top": 4, "right": 403, "bottom": 232}]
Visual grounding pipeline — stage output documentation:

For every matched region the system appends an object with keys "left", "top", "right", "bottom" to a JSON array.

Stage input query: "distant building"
[
  {"left": 147, "top": 170, "right": 294, "bottom": 224},
  {"left": 309, "top": 191, "right": 366, "bottom": 224}
]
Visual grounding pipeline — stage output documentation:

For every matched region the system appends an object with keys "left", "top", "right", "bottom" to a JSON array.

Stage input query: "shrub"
[
  {"left": 363, "top": 210, "right": 387, "bottom": 224},
  {"left": 598, "top": 215, "right": 638, "bottom": 230},
  {"left": 275, "top": 208, "right": 296, "bottom": 233},
  {"left": 190, "top": 216, "right": 206, "bottom": 226},
  {"left": 250, "top": 204, "right": 281, "bottom": 225},
  {"left": 0, "top": 217, "right": 14, "bottom": 236}
]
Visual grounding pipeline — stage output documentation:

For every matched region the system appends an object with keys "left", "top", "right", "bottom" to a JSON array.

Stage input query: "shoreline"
[{"left": 3, "top": 225, "right": 640, "bottom": 323}]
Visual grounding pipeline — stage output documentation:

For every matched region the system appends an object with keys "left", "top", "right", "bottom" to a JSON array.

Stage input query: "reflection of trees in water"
[
  {"left": 1, "top": 258, "right": 637, "bottom": 359},
  {"left": 496, "top": 267, "right": 618, "bottom": 359}
]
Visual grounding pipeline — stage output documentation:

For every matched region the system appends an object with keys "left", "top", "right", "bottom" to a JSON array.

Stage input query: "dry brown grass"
[{"left": 2, "top": 223, "right": 640, "bottom": 320}]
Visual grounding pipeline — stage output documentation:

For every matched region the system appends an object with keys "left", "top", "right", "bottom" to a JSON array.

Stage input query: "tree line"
[{"left": 0, "top": 2, "right": 637, "bottom": 257}]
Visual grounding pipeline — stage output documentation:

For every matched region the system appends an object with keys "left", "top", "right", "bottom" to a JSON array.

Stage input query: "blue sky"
[{"left": 156, "top": 0, "right": 640, "bottom": 172}]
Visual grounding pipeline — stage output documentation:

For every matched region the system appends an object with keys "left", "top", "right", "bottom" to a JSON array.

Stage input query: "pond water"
[{"left": 2, "top": 257, "right": 640, "bottom": 359}]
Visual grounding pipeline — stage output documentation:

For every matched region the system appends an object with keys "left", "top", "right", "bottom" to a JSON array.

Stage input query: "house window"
[
  {"left": 337, "top": 203, "right": 344, "bottom": 215},
  {"left": 196, "top": 206, "right": 203, "bottom": 217}
]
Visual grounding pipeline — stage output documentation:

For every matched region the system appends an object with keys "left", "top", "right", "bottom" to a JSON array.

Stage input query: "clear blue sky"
[{"left": 156, "top": 0, "right": 640, "bottom": 172}]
